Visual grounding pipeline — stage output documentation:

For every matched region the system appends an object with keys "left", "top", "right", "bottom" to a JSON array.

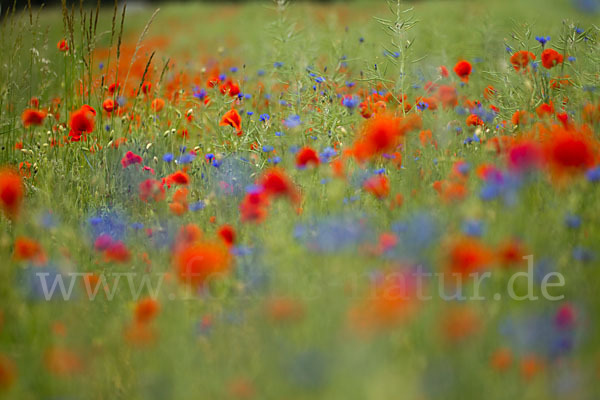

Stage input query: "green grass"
[{"left": 0, "top": 0, "right": 599, "bottom": 399}]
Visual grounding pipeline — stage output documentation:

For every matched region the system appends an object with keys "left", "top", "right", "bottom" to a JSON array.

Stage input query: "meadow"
[{"left": 1, "top": 0, "right": 600, "bottom": 398}]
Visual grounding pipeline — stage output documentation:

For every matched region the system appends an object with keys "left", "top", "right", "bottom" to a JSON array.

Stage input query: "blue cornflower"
[
  {"left": 269, "top": 156, "right": 281, "bottom": 164},
  {"left": 315, "top": 76, "right": 325, "bottom": 83},
  {"left": 257, "top": 69, "right": 265, "bottom": 76},
  {"left": 319, "top": 147, "right": 337, "bottom": 163},
  {"left": 218, "top": 73, "right": 226, "bottom": 81},
  {"left": 586, "top": 166, "right": 600, "bottom": 182},
  {"left": 575, "top": 27, "right": 584, "bottom": 34},
  {"left": 565, "top": 214, "right": 582, "bottom": 229},
  {"left": 177, "top": 153, "right": 195, "bottom": 164},
  {"left": 342, "top": 95, "right": 359, "bottom": 110},
  {"left": 274, "top": 61, "right": 284, "bottom": 68},
  {"left": 205, "top": 153, "right": 215, "bottom": 162},
  {"left": 568, "top": 56, "right": 576, "bottom": 62},
  {"left": 163, "top": 153, "right": 174, "bottom": 162},
  {"left": 535, "top": 36, "right": 551, "bottom": 46},
  {"left": 99, "top": 62, "right": 104, "bottom": 70},
  {"left": 230, "top": 67, "right": 238, "bottom": 73},
  {"left": 247, "top": 111, "right": 254, "bottom": 116},
  {"left": 193, "top": 87, "right": 207, "bottom": 100},
  {"left": 262, "top": 145, "right": 274, "bottom": 152},
  {"left": 462, "top": 219, "right": 484, "bottom": 237},
  {"left": 260, "top": 113, "right": 270, "bottom": 122},
  {"left": 275, "top": 131, "right": 284, "bottom": 137},
  {"left": 284, "top": 114, "right": 301, "bottom": 128},
  {"left": 190, "top": 201, "right": 206, "bottom": 212},
  {"left": 416, "top": 101, "right": 429, "bottom": 111}
]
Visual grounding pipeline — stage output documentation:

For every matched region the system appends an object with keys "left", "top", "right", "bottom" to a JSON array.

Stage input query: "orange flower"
[
  {"left": 541, "top": 48, "right": 564, "bottom": 69},
  {"left": 466, "top": 114, "right": 484, "bottom": 126},
  {"left": 295, "top": 147, "right": 320, "bottom": 168},
  {"left": 490, "top": 347, "right": 513, "bottom": 372},
  {"left": 21, "top": 109, "right": 46, "bottom": 127},
  {"left": 135, "top": 297, "right": 161, "bottom": 324},
  {"left": 0, "top": 354, "right": 16, "bottom": 390},
  {"left": 442, "top": 306, "right": 480, "bottom": 342},
  {"left": 483, "top": 85, "right": 497, "bottom": 100},
  {"left": 510, "top": 50, "right": 535, "bottom": 71},
  {"left": 44, "top": 347, "right": 82, "bottom": 376},
  {"left": 453, "top": 60, "right": 472, "bottom": 82},
  {"left": 446, "top": 236, "right": 492, "bottom": 276},
  {"left": 511, "top": 110, "right": 531, "bottom": 127},
  {"left": 174, "top": 241, "right": 232, "bottom": 287},
  {"left": 363, "top": 174, "right": 390, "bottom": 199},
  {"left": 520, "top": 354, "right": 543, "bottom": 380},
  {"left": 0, "top": 168, "right": 24, "bottom": 219},
  {"left": 220, "top": 108, "right": 242, "bottom": 135},
  {"left": 266, "top": 297, "right": 304, "bottom": 323},
  {"left": 124, "top": 321, "right": 156, "bottom": 347},
  {"left": 150, "top": 98, "right": 165, "bottom": 112},
  {"left": 170, "top": 188, "right": 189, "bottom": 216}
]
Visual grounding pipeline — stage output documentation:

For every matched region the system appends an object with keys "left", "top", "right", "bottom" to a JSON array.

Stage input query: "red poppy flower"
[
  {"left": 496, "top": 238, "right": 528, "bottom": 267},
  {"left": 363, "top": 174, "right": 390, "bottom": 199},
  {"left": 453, "top": 60, "right": 472, "bottom": 82},
  {"left": 296, "top": 147, "right": 320, "bottom": 169},
  {"left": 219, "top": 108, "right": 242, "bottom": 135},
  {"left": 536, "top": 101, "right": 555, "bottom": 118},
  {"left": 141, "top": 82, "right": 152, "bottom": 95},
  {"left": 108, "top": 82, "right": 121, "bottom": 96},
  {"left": 167, "top": 170, "right": 190, "bottom": 185},
  {"left": 352, "top": 113, "right": 421, "bottom": 162},
  {"left": 259, "top": 167, "right": 300, "bottom": 202},
  {"left": 240, "top": 189, "right": 269, "bottom": 223},
  {"left": 446, "top": 236, "right": 493, "bottom": 276},
  {"left": 510, "top": 51, "right": 535, "bottom": 71},
  {"left": 174, "top": 241, "right": 232, "bottom": 287},
  {"left": 543, "top": 127, "right": 596, "bottom": 175},
  {"left": 0, "top": 168, "right": 24, "bottom": 219},
  {"left": 121, "top": 151, "right": 143, "bottom": 168},
  {"left": 139, "top": 179, "right": 165, "bottom": 202},
  {"left": 102, "top": 99, "right": 116, "bottom": 113},
  {"left": 13, "top": 237, "right": 47, "bottom": 265},
  {"left": 507, "top": 140, "right": 542, "bottom": 172},
  {"left": 69, "top": 105, "right": 96, "bottom": 141},
  {"left": 104, "top": 240, "right": 131, "bottom": 263},
  {"left": 21, "top": 109, "right": 47, "bottom": 127},
  {"left": 57, "top": 39, "right": 69, "bottom": 52},
  {"left": 541, "top": 48, "right": 564, "bottom": 69},
  {"left": 217, "top": 224, "right": 236, "bottom": 247},
  {"left": 135, "top": 297, "right": 160, "bottom": 324}
]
